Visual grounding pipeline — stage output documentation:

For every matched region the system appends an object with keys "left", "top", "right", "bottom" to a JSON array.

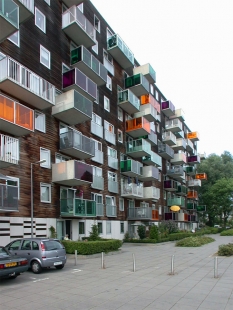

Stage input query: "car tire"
[
  {"left": 55, "top": 264, "right": 64, "bottom": 270},
  {"left": 31, "top": 261, "right": 42, "bottom": 274},
  {"left": 9, "top": 274, "right": 19, "bottom": 279}
]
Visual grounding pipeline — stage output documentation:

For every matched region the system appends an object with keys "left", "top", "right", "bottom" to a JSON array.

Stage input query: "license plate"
[
  {"left": 5, "top": 262, "right": 17, "bottom": 267},
  {"left": 54, "top": 261, "right": 62, "bottom": 266}
]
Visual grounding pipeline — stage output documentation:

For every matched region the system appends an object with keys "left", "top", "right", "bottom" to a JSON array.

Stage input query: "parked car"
[
  {"left": 0, "top": 246, "right": 28, "bottom": 279},
  {"left": 5, "top": 238, "right": 66, "bottom": 274}
]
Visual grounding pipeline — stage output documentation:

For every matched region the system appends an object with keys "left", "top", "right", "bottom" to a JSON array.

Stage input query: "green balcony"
[
  {"left": 60, "top": 198, "right": 96, "bottom": 217},
  {"left": 120, "top": 159, "right": 142, "bottom": 177},
  {"left": 185, "top": 166, "right": 196, "bottom": 176},
  {"left": 126, "top": 138, "right": 151, "bottom": 158},
  {"left": 125, "top": 74, "right": 149, "bottom": 97},
  {"left": 118, "top": 89, "right": 140, "bottom": 114},
  {"left": 167, "top": 197, "right": 185, "bottom": 207},
  {"left": 176, "top": 185, "right": 187, "bottom": 196}
]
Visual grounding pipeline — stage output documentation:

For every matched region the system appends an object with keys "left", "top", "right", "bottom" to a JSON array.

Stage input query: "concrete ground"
[{"left": 1, "top": 234, "right": 233, "bottom": 309}]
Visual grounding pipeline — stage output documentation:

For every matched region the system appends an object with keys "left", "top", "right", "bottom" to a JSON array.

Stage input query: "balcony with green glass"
[
  {"left": 60, "top": 198, "right": 96, "bottom": 217},
  {"left": 126, "top": 138, "right": 151, "bottom": 158},
  {"left": 139, "top": 166, "right": 159, "bottom": 181},
  {"left": 172, "top": 138, "right": 186, "bottom": 152},
  {"left": 142, "top": 151, "right": 162, "bottom": 167},
  {"left": 0, "top": 0, "right": 19, "bottom": 42},
  {"left": 118, "top": 89, "right": 140, "bottom": 114},
  {"left": 52, "top": 89, "right": 92, "bottom": 125},
  {"left": 133, "top": 63, "right": 156, "bottom": 84},
  {"left": 176, "top": 185, "right": 187, "bottom": 196},
  {"left": 187, "top": 201, "right": 197, "bottom": 210},
  {"left": 167, "top": 197, "right": 185, "bottom": 207},
  {"left": 14, "top": 0, "right": 34, "bottom": 24},
  {"left": 107, "top": 34, "right": 134, "bottom": 69},
  {"left": 71, "top": 46, "right": 107, "bottom": 86},
  {"left": 125, "top": 74, "right": 150, "bottom": 97},
  {"left": 196, "top": 205, "right": 206, "bottom": 212},
  {"left": 185, "top": 166, "right": 196, "bottom": 176},
  {"left": 120, "top": 159, "right": 142, "bottom": 178},
  {"left": 158, "top": 142, "right": 174, "bottom": 160}
]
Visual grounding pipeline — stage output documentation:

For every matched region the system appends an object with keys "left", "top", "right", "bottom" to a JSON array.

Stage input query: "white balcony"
[
  {"left": 103, "top": 57, "right": 114, "bottom": 75},
  {"left": 134, "top": 103, "right": 157, "bottom": 122},
  {"left": 118, "top": 89, "right": 140, "bottom": 114},
  {"left": 142, "top": 186, "right": 160, "bottom": 201},
  {"left": 106, "top": 204, "right": 117, "bottom": 217},
  {"left": 121, "top": 183, "right": 143, "bottom": 199},
  {"left": 170, "top": 152, "right": 187, "bottom": 165},
  {"left": 91, "top": 149, "right": 103, "bottom": 164},
  {"left": 0, "top": 0, "right": 19, "bottom": 42},
  {"left": 172, "top": 138, "right": 187, "bottom": 152},
  {"left": 186, "top": 139, "right": 194, "bottom": 153},
  {"left": 108, "top": 180, "right": 118, "bottom": 194},
  {"left": 165, "top": 119, "right": 183, "bottom": 133},
  {"left": 188, "top": 179, "right": 201, "bottom": 187},
  {"left": 139, "top": 166, "right": 159, "bottom": 182},
  {"left": 169, "top": 108, "right": 185, "bottom": 121},
  {"left": 133, "top": 63, "right": 156, "bottom": 84},
  {"left": 105, "top": 129, "right": 116, "bottom": 145},
  {"left": 91, "top": 121, "right": 103, "bottom": 139},
  {"left": 96, "top": 203, "right": 104, "bottom": 216},
  {"left": 108, "top": 155, "right": 118, "bottom": 170},
  {"left": 162, "top": 131, "right": 176, "bottom": 146},
  {"left": 91, "top": 175, "right": 104, "bottom": 190},
  {"left": 0, "top": 134, "right": 19, "bottom": 168}
]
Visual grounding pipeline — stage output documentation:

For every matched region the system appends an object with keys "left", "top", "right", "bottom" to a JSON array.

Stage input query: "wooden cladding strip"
[
  {"left": 36, "top": 224, "right": 47, "bottom": 226},
  {"left": 36, "top": 228, "right": 47, "bottom": 231},
  {"left": 10, "top": 235, "right": 24, "bottom": 238},
  {"left": 0, "top": 233, "right": 10, "bottom": 236},
  {"left": 0, "top": 228, "right": 10, "bottom": 231},
  {"left": 0, "top": 220, "right": 10, "bottom": 224}
]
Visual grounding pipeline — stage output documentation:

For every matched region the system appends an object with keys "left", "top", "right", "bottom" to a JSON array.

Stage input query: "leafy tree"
[
  {"left": 137, "top": 225, "right": 146, "bottom": 239},
  {"left": 149, "top": 225, "right": 159, "bottom": 240},
  {"left": 89, "top": 224, "right": 101, "bottom": 241}
]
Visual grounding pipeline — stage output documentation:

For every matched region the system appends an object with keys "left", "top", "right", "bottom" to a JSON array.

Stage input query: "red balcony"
[{"left": 187, "top": 190, "right": 198, "bottom": 199}]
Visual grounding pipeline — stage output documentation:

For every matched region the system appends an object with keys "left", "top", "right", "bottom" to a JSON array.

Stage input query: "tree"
[
  {"left": 137, "top": 225, "right": 146, "bottom": 239},
  {"left": 89, "top": 224, "right": 101, "bottom": 241}
]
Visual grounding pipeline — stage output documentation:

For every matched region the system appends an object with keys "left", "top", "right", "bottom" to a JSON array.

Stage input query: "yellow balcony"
[{"left": 126, "top": 117, "right": 150, "bottom": 138}]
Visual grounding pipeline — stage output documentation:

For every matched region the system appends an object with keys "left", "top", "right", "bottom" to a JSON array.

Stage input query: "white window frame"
[
  {"left": 94, "top": 15, "right": 100, "bottom": 33},
  {"left": 97, "top": 221, "right": 103, "bottom": 234},
  {"left": 93, "top": 166, "right": 102, "bottom": 177},
  {"left": 103, "top": 49, "right": 113, "bottom": 64},
  {"left": 92, "top": 113, "right": 102, "bottom": 125},
  {"left": 107, "top": 146, "right": 117, "bottom": 158},
  {"left": 40, "top": 183, "right": 51, "bottom": 203},
  {"left": 104, "top": 96, "right": 110, "bottom": 112},
  {"left": 79, "top": 221, "right": 85, "bottom": 235},
  {"left": 106, "top": 27, "right": 113, "bottom": 40},
  {"left": 35, "top": 8, "right": 46, "bottom": 33},
  {"left": 108, "top": 171, "right": 117, "bottom": 182},
  {"left": 118, "top": 129, "right": 123, "bottom": 143},
  {"left": 106, "top": 195, "right": 116, "bottom": 206},
  {"left": 44, "top": 0, "right": 50, "bottom": 4},
  {"left": 119, "top": 198, "right": 124, "bottom": 211},
  {"left": 150, "top": 84, "right": 154, "bottom": 95},
  {"left": 8, "top": 30, "right": 20, "bottom": 47},
  {"left": 128, "top": 200, "right": 135, "bottom": 208},
  {"left": 6, "top": 177, "right": 20, "bottom": 199},
  {"left": 92, "top": 138, "right": 102, "bottom": 151},
  {"left": 104, "top": 120, "right": 114, "bottom": 133},
  {"left": 106, "top": 221, "right": 111, "bottom": 234},
  {"left": 40, "top": 45, "right": 50, "bottom": 69},
  {"left": 40, "top": 147, "right": 51, "bottom": 168},
  {"left": 35, "top": 111, "right": 46, "bottom": 133},
  {"left": 92, "top": 39, "right": 98, "bottom": 55},
  {"left": 106, "top": 75, "right": 112, "bottom": 90},
  {"left": 55, "top": 153, "right": 70, "bottom": 163},
  {"left": 118, "top": 107, "right": 123, "bottom": 121},
  {"left": 125, "top": 113, "right": 132, "bottom": 121}
]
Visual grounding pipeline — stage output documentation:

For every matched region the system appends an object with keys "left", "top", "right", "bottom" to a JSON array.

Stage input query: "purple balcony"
[
  {"left": 164, "top": 180, "right": 177, "bottom": 191},
  {"left": 164, "top": 213, "right": 176, "bottom": 220},
  {"left": 187, "top": 155, "right": 201, "bottom": 165},
  {"left": 161, "top": 100, "right": 175, "bottom": 117}
]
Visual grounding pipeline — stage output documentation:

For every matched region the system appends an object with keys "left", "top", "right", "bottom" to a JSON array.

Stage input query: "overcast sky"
[{"left": 90, "top": 0, "right": 233, "bottom": 157}]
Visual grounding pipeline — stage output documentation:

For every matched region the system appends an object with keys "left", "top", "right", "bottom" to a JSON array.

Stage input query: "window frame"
[
  {"left": 35, "top": 7, "right": 46, "bottom": 33},
  {"left": 40, "top": 183, "right": 51, "bottom": 203},
  {"left": 118, "top": 107, "right": 123, "bottom": 121},
  {"left": 8, "top": 30, "right": 20, "bottom": 47},
  {"left": 97, "top": 222, "right": 103, "bottom": 234},
  {"left": 106, "top": 75, "right": 112, "bottom": 91},
  {"left": 106, "top": 221, "right": 111, "bottom": 234},
  {"left": 118, "top": 129, "right": 123, "bottom": 143},
  {"left": 92, "top": 113, "right": 102, "bottom": 125},
  {"left": 94, "top": 15, "right": 100, "bottom": 33},
  {"left": 79, "top": 221, "right": 85, "bottom": 235},
  {"left": 104, "top": 96, "right": 110, "bottom": 112},
  {"left": 35, "top": 111, "right": 46, "bottom": 133},
  {"left": 40, "top": 147, "right": 51, "bottom": 168},
  {"left": 120, "top": 222, "right": 124, "bottom": 234},
  {"left": 119, "top": 198, "right": 124, "bottom": 211},
  {"left": 40, "top": 45, "right": 50, "bottom": 69}
]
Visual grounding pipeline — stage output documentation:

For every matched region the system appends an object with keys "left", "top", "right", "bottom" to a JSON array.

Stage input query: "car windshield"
[
  {"left": 43, "top": 240, "right": 63, "bottom": 251},
  {"left": 0, "top": 247, "right": 10, "bottom": 257}
]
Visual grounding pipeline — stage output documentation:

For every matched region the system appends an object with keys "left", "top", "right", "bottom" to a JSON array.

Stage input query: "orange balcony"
[
  {"left": 187, "top": 190, "right": 198, "bottom": 199},
  {"left": 184, "top": 214, "right": 189, "bottom": 221},
  {"left": 126, "top": 117, "right": 150, "bottom": 138},
  {"left": 152, "top": 210, "right": 159, "bottom": 220},
  {"left": 0, "top": 93, "right": 34, "bottom": 136},
  {"left": 195, "top": 173, "right": 207, "bottom": 180},
  {"left": 186, "top": 131, "right": 200, "bottom": 142},
  {"left": 140, "top": 94, "right": 160, "bottom": 113}
]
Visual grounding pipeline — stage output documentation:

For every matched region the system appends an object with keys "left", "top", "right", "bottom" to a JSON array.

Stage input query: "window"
[
  {"left": 55, "top": 153, "right": 70, "bottom": 163},
  {"left": 35, "top": 111, "right": 45, "bottom": 132},
  {"left": 92, "top": 113, "right": 102, "bottom": 125},
  {"left": 106, "top": 221, "right": 111, "bottom": 234},
  {"left": 93, "top": 166, "right": 102, "bottom": 177},
  {"left": 70, "top": 41, "right": 78, "bottom": 51},
  {"left": 118, "top": 129, "right": 123, "bottom": 143},
  {"left": 21, "top": 240, "right": 31, "bottom": 250},
  {"left": 94, "top": 15, "right": 100, "bottom": 32},
  {"left": 128, "top": 200, "right": 135, "bottom": 208},
  {"left": 125, "top": 113, "right": 132, "bottom": 121},
  {"left": 8, "top": 30, "right": 20, "bottom": 46},
  {"left": 108, "top": 171, "right": 117, "bottom": 182},
  {"left": 158, "top": 172, "right": 161, "bottom": 182},
  {"left": 95, "top": 89, "right": 99, "bottom": 104},
  {"left": 118, "top": 107, "right": 123, "bottom": 121},
  {"left": 35, "top": 8, "right": 46, "bottom": 33},
  {"left": 108, "top": 147, "right": 117, "bottom": 158},
  {"left": 98, "top": 222, "right": 103, "bottom": 234},
  {"left": 106, "top": 28, "right": 113, "bottom": 40},
  {"left": 62, "top": 63, "right": 70, "bottom": 73},
  {"left": 104, "top": 120, "right": 114, "bottom": 133},
  {"left": 120, "top": 222, "right": 124, "bottom": 234},
  {"left": 106, "top": 75, "right": 112, "bottom": 90},
  {"left": 40, "top": 147, "right": 51, "bottom": 168},
  {"left": 103, "top": 49, "right": 114, "bottom": 75},
  {"left": 150, "top": 84, "right": 154, "bottom": 95},
  {"left": 104, "top": 96, "right": 110, "bottom": 111},
  {"left": 155, "top": 90, "right": 159, "bottom": 101},
  {"left": 79, "top": 222, "right": 85, "bottom": 234},
  {"left": 123, "top": 71, "right": 129, "bottom": 79},
  {"left": 6, "top": 177, "right": 20, "bottom": 199},
  {"left": 40, "top": 45, "right": 50, "bottom": 69},
  {"left": 44, "top": 0, "right": 50, "bottom": 4},
  {"left": 156, "top": 123, "right": 160, "bottom": 133},
  {"left": 92, "top": 139, "right": 102, "bottom": 152},
  {"left": 103, "top": 49, "right": 113, "bottom": 64},
  {"left": 40, "top": 183, "right": 51, "bottom": 203},
  {"left": 119, "top": 198, "right": 124, "bottom": 211},
  {"left": 163, "top": 190, "right": 167, "bottom": 200}
]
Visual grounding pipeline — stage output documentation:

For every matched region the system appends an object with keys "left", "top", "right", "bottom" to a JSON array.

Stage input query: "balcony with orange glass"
[
  {"left": 187, "top": 190, "right": 198, "bottom": 199},
  {"left": 141, "top": 94, "right": 160, "bottom": 114},
  {"left": 0, "top": 93, "right": 34, "bottom": 136},
  {"left": 126, "top": 117, "right": 150, "bottom": 138},
  {"left": 195, "top": 173, "right": 207, "bottom": 180},
  {"left": 186, "top": 131, "right": 200, "bottom": 142}
]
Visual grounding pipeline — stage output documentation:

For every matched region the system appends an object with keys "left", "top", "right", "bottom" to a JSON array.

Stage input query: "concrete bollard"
[
  {"left": 133, "top": 253, "right": 136, "bottom": 272},
  {"left": 75, "top": 250, "right": 78, "bottom": 266},
  {"left": 214, "top": 256, "right": 218, "bottom": 278},
  {"left": 171, "top": 255, "right": 175, "bottom": 275}
]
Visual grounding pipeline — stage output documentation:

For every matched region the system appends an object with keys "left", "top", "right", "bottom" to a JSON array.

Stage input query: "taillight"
[
  {"left": 19, "top": 259, "right": 28, "bottom": 266},
  {"left": 0, "top": 264, "right": 4, "bottom": 269},
  {"left": 40, "top": 242, "right": 45, "bottom": 251}
]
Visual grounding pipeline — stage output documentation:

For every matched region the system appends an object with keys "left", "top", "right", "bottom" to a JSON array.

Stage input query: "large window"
[
  {"left": 35, "top": 8, "right": 46, "bottom": 33},
  {"left": 119, "top": 198, "right": 124, "bottom": 211},
  {"left": 40, "top": 183, "right": 51, "bottom": 203},
  {"left": 40, "top": 148, "right": 51, "bottom": 168},
  {"left": 35, "top": 111, "right": 45, "bottom": 132},
  {"left": 79, "top": 222, "right": 85, "bottom": 234},
  {"left": 120, "top": 222, "right": 124, "bottom": 234},
  {"left": 6, "top": 177, "right": 20, "bottom": 199},
  {"left": 106, "top": 75, "right": 112, "bottom": 91},
  {"left": 106, "top": 221, "right": 111, "bottom": 234},
  {"left": 118, "top": 107, "right": 123, "bottom": 121},
  {"left": 108, "top": 147, "right": 117, "bottom": 158},
  {"left": 92, "top": 113, "right": 102, "bottom": 125},
  {"left": 118, "top": 129, "right": 123, "bottom": 143},
  {"left": 40, "top": 45, "right": 50, "bottom": 69},
  {"left": 94, "top": 15, "right": 100, "bottom": 33},
  {"left": 98, "top": 222, "right": 103, "bottom": 234}
]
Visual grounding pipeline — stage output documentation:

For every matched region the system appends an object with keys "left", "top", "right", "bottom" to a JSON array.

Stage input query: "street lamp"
[{"left": 31, "top": 159, "right": 46, "bottom": 238}]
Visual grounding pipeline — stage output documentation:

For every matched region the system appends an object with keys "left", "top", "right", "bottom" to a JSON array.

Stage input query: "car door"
[
  {"left": 6, "top": 239, "right": 22, "bottom": 257},
  {"left": 17, "top": 240, "right": 32, "bottom": 263}
]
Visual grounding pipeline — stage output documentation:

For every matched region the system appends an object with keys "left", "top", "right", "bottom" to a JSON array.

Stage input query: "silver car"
[{"left": 5, "top": 238, "right": 66, "bottom": 274}]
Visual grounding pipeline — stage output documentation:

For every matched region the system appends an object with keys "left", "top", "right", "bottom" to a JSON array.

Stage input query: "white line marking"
[
  {"left": 33, "top": 278, "right": 49, "bottom": 283},
  {"left": 72, "top": 269, "right": 82, "bottom": 273}
]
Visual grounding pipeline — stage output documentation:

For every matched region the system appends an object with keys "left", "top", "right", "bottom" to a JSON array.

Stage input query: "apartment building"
[{"left": 0, "top": 0, "right": 206, "bottom": 244}]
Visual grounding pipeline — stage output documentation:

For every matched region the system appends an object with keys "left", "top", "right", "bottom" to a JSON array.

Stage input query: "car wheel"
[
  {"left": 31, "top": 261, "right": 42, "bottom": 274},
  {"left": 9, "top": 274, "right": 19, "bottom": 279},
  {"left": 55, "top": 264, "right": 64, "bottom": 270}
]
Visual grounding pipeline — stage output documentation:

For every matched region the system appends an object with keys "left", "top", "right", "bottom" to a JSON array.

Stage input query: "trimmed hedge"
[
  {"left": 218, "top": 243, "right": 233, "bottom": 256},
  {"left": 61, "top": 239, "right": 122, "bottom": 255},
  {"left": 220, "top": 229, "right": 233, "bottom": 236},
  {"left": 176, "top": 236, "right": 215, "bottom": 247},
  {"left": 168, "top": 232, "right": 192, "bottom": 241}
]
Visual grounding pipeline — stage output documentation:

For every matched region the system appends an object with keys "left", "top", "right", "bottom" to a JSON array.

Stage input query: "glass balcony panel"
[
  {"left": 165, "top": 119, "right": 182, "bottom": 132},
  {"left": 126, "top": 117, "right": 150, "bottom": 138},
  {"left": 104, "top": 129, "right": 116, "bottom": 145},
  {"left": 133, "top": 63, "right": 156, "bottom": 84},
  {"left": 91, "top": 121, "right": 103, "bottom": 139},
  {"left": 187, "top": 190, "right": 198, "bottom": 199},
  {"left": 185, "top": 166, "right": 196, "bottom": 175},
  {"left": 186, "top": 131, "right": 200, "bottom": 142},
  {"left": 134, "top": 104, "right": 157, "bottom": 122},
  {"left": 142, "top": 151, "right": 162, "bottom": 167},
  {"left": 0, "top": 134, "right": 19, "bottom": 167},
  {"left": 158, "top": 142, "right": 174, "bottom": 160},
  {"left": 142, "top": 186, "right": 160, "bottom": 200},
  {"left": 14, "top": 0, "right": 34, "bottom": 24},
  {"left": 167, "top": 165, "right": 184, "bottom": 177},
  {"left": 140, "top": 94, "right": 160, "bottom": 113},
  {"left": 167, "top": 197, "right": 185, "bottom": 207},
  {"left": 91, "top": 149, "right": 103, "bottom": 164},
  {"left": 176, "top": 185, "right": 187, "bottom": 196},
  {"left": 170, "top": 152, "right": 187, "bottom": 165},
  {"left": 92, "top": 175, "right": 104, "bottom": 190},
  {"left": 195, "top": 173, "right": 207, "bottom": 180},
  {"left": 121, "top": 183, "right": 143, "bottom": 198},
  {"left": 169, "top": 108, "right": 185, "bottom": 121},
  {"left": 74, "top": 198, "right": 96, "bottom": 217},
  {"left": 139, "top": 166, "right": 159, "bottom": 181},
  {"left": 0, "top": 183, "right": 18, "bottom": 211},
  {"left": 187, "top": 155, "right": 201, "bottom": 165},
  {"left": 162, "top": 131, "right": 176, "bottom": 146},
  {"left": 108, "top": 180, "right": 118, "bottom": 193},
  {"left": 126, "top": 138, "right": 151, "bottom": 158},
  {"left": 108, "top": 155, "right": 118, "bottom": 170},
  {"left": 120, "top": 159, "right": 142, "bottom": 177},
  {"left": 186, "top": 139, "right": 194, "bottom": 153},
  {"left": 188, "top": 179, "right": 201, "bottom": 187},
  {"left": 96, "top": 203, "right": 104, "bottom": 216},
  {"left": 172, "top": 138, "right": 186, "bottom": 151},
  {"left": 0, "top": 0, "right": 19, "bottom": 42},
  {"left": 106, "top": 204, "right": 117, "bottom": 217},
  {"left": 103, "top": 57, "right": 114, "bottom": 75},
  {"left": 164, "top": 180, "right": 177, "bottom": 191},
  {"left": 128, "top": 207, "right": 152, "bottom": 220},
  {"left": 118, "top": 89, "right": 140, "bottom": 114},
  {"left": 174, "top": 130, "right": 184, "bottom": 139},
  {"left": 125, "top": 74, "right": 149, "bottom": 97},
  {"left": 161, "top": 100, "right": 175, "bottom": 117}
]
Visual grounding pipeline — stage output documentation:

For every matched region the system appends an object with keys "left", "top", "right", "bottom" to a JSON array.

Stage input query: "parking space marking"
[
  {"left": 33, "top": 278, "right": 49, "bottom": 283},
  {"left": 72, "top": 269, "right": 82, "bottom": 273}
]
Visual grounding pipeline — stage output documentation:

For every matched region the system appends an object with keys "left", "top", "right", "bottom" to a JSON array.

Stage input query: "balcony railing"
[
  {"left": 141, "top": 94, "right": 160, "bottom": 113},
  {"left": 139, "top": 166, "right": 159, "bottom": 181},
  {"left": 188, "top": 179, "right": 201, "bottom": 187},
  {"left": 118, "top": 89, "right": 140, "bottom": 114},
  {"left": 62, "top": 5, "right": 95, "bottom": 48},
  {"left": 158, "top": 142, "right": 174, "bottom": 160},
  {"left": 104, "top": 129, "right": 116, "bottom": 145},
  {"left": 162, "top": 131, "right": 176, "bottom": 146},
  {"left": 125, "top": 74, "right": 149, "bottom": 97},
  {"left": 167, "top": 197, "right": 185, "bottom": 207},
  {"left": 103, "top": 57, "right": 114, "bottom": 75},
  {"left": 0, "top": 93, "right": 34, "bottom": 136},
  {"left": 143, "top": 186, "right": 160, "bottom": 200},
  {"left": 187, "top": 155, "right": 201, "bottom": 165},
  {"left": 141, "top": 130, "right": 157, "bottom": 146},
  {"left": 195, "top": 173, "right": 207, "bottom": 180},
  {"left": 121, "top": 183, "right": 143, "bottom": 198},
  {"left": 169, "top": 108, "right": 185, "bottom": 121},
  {"left": 60, "top": 130, "right": 95, "bottom": 159},
  {"left": 134, "top": 103, "right": 157, "bottom": 123},
  {"left": 0, "top": 56, "right": 55, "bottom": 109},
  {"left": 167, "top": 165, "right": 184, "bottom": 177},
  {"left": 186, "top": 131, "right": 200, "bottom": 142},
  {"left": 60, "top": 198, "right": 96, "bottom": 217},
  {"left": 164, "top": 180, "right": 178, "bottom": 191},
  {"left": 62, "top": 0, "right": 84, "bottom": 8},
  {"left": 165, "top": 119, "right": 182, "bottom": 132},
  {"left": 0, "top": 0, "right": 19, "bottom": 42},
  {"left": 0, "top": 134, "right": 19, "bottom": 168},
  {"left": 96, "top": 203, "right": 104, "bottom": 216},
  {"left": 63, "top": 68, "right": 97, "bottom": 101},
  {"left": 71, "top": 46, "right": 107, "bottom": 86},
  {"left": 108, "top": 155, "right": 118, "bottom": 170},
  {"left": 126, "top": 138, "right": 151, "bottom": 158},
  {"left": 161, "top": 100, "right": 175, "bottom": 117},
  {"left": 52, "top": 89, "right": 92, "bottom": 125},
  {"left": 142, "top": 151, "right": 162, "bottom": 167},
  {"left": 177, "top": 213, "right": 189, "bottom": 221},
  {"left": 170, "top": 152, "right": 187, "bottom": 165},
  {"left": 120, "top": 159, "right": 142, "bottom": 177},
  {"left": 164, "top": 213, "right": 176, "bottom": 221},
  {"left": 133, "top": 63, "right": 156, "bottom": 84},
  {"left": 185, "top": 166, "right": 196, "bottom": 175},
  {"left": 0, "top": 183, "right": 18, "bottom": 211},
  {"left": 14, "top": 0, "right": 34, "bottom": 24},
  {"left": 107, "top": 34, "right": 134, "bottom": 69},
  {"left": 187, "top": 190, "right": 198, "bottom": 199},
  {"left": 172, "top": 138, "right": 186, "bottom": 152},
  {"left": 108, "top": 180, "right": 118, "bottom": 193},
  {"left": 91, "top": 175, "right": 104, "bottom": 190},
  {"left": 176, "top": 185, "right": 187, "bottom": 196},
  {"left": 186, "top": 139, "right": 194, "bottom": 153},
  {"left": 128, "top": 207, "right": 152, "bottom": 220},
  {"left": 126, "top": 117, "right": 150, "bottom": 138},
  {"left": 106, "top": 204, "right": 117, "bottom": 217},
  {"left": 91, "top": 148, "right": 103, "bottom": 164},
  {"left": 91, "top": 121, "right": 103, "bottom": 139},
  {"left": 174, "top": 130, "right": 184, "bottom": 139}
]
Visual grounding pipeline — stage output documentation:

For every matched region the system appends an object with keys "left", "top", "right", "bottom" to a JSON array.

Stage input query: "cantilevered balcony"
[
  {"left": 164, "top": 213, "right": 176, "bottom": 221},
  {"left": 196, "top": 205, "right": 206, "bottom": 212},
  {"left": 142, "top": 151, "right": 162, "bottom": 167},
  {"left": 125, "top": 74, "right": 149, "bottom": 97},
  {"left": 120, "top": 159, "right": 142, "bottom": 178},
  {"left": 63, "top": 68, "right": 97, "bottom": 101},
  {"left": 167, "top": 197, "right": 185, "bottom": 207},
  {"left": 108, "top": 180, "right": 119, "bottom": 194},
  {"left": 107, "top": 34, "right": 134, "bottom": 69},
  {"left": 187, "top": 190, "right": 198, "bottom": 199},
  {"left": 0, "top": 56, "right": 55, "bottom": 109},
  {"left": 108, "top": 155, "right": 118, "bottom": 170},
  {"left": 198, "top": 152, "right": 206, "bottom": 160},
  {"left": 0, "top": 134, "right": 19, "bottom": 168},
  {"left": 164, "top": 180, "right": 178, "bottom": 191},
  {"left": 134, "top": 103, "right": 157, "bottom": 122},
  {"left": 0, "top": 182, "right": 18, "bottom": 211},
  {"left": 71, "top": 46, "right": 107, "bottom": 86},
  {"left": 14, "top": 0, "right": 34, "bottom": 24},
  {"left": 60, "top": 198, "right": 96, "bottom": 217},
  {"left": 52, "top": 160, "right": 93, "bottom": 186},
  {"left": 177, "top": 213, "right": 189, "bottom": 221},
  {"left": 106, "top": 204, "right": 117, "bottom": 217},
  {"left": 188, "top": 179, "right": 201, "bottom": 187},
  {"left": 121, "top": 182, "right": 143, "bottom": 199},
  {"left": 162, "top": 131, "right": 176, "bottom": 146},
  {"left": 174, "top": 130, "right": 184, "bottom": 139},
  {"left": 0, "top": 93, "right": 34, "bottom": 136},
  {"left": 141, "top": 94, "right": 160, "bottom": 113},
  {"left": 158, "top": 142, "right": 174, "bottom": 160},
  {"left": 152, "top": 210, "right": 159, "bottom": 220},
  {"left": 126, "top": 138, "right": 151, "bottom": 158},
  {"left": 91, "top": 148, "right": 103, "bottom": 164},
  {"left": 126, "top": 117, "right": 150, "bottom": 138},
  {"left": 128, "top": 207, "right": 153, "bottom": 220},
  {"left": 142, "top": 186, "right": 160, "bottom": 201},
  {"left": 118, "top": 89, "right": 140, "bottom": 114},
  {"left": 170, "top": 152, "right": 187, "bottom": 165},
  {"left": 186, "top": 131, "right": 200, "bottom": 142},
  {"left": 186, "top": 139, "right": 194, "bottom": 153},
  {"left": 165, "top": 119, "right": 182, "bottom": 132},
  {"left": 176, "top": 185, "right": 187, "bottom": 196},
  {"left": 62, "top": 5, "right": 95, "bottom": 48},
  {"left": 167, "top": 165, "right": 184, "bottom": 178},
  {"left": 91, "top": 120, "right": 103, "bottom": 139},
  {"left": 133, "top": 63, "right": 156, "bottom": 84},
  {"left": 62, "top": 0, "right": 86, "bottom": 8},
  {"left": 195, "top": 173, "right": 207, "bottom": 180},
  {"left": 140, "top": 130, "right": 157, "bottom": 147},
  {"left": 169, "top": 108, "right": 185, "bottom": 121},
  {"left": 187, "top": 201, "right": 197, "bottom": 210},
  {"left": 187, "top": 155, "right": 201, "bottom": 165},
  {"left": 60, "top": 129, "right": 95, "bottom": 159},
  {"left": 161, "top": 100, "right": 175, "bottom": 117},
  {"left": 52, "top": 89, "right": 92, "bottom": 125},
  {"left": 172, "top": 138, "right": 186, "bottom": 152},
  {"left": 185, "top": 166, "right": 196, "bottom": 176},
  {"left": 91, "top": 175, "right": 104, "bottom": 190},
  {"left": 0, "top": 0, "right": 19, "bottom": 42},
  {"left": 139, "top": 166, "right": 159, "bottom": 181}
]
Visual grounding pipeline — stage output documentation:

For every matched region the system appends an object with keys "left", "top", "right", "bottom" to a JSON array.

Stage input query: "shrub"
[
  {"left": 123, "top": 231, "right": 130, "bottom": 241},
  {"left": 88, "top": 224, "right": 101, "bottom": 241},
  {"left": 168, "top": 232, "right": 191, "bottom": 241},
  {"left": 137, "top": 225, "right": 146, "bottom": 240},
  {"left": 62, "top": 239, "right": 122, "bottom": 255},
  {"left": 218, "top": 243, "right": 233, "bottom": 256},
  {"left": 159, "top": 220, "right": 178, "bottom": 234},
  {"left": 149, "top": 225, "right": 159, "bottom": 240},
  {"left": 220, "top": 229, "right": 233, "bottom": 236},
  {"left": 176, "top": 236, "right": 215, "bottom": 247}
]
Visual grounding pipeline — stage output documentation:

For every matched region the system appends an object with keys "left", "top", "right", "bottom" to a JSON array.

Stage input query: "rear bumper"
[
  {"left": 0, "top": 265, "right": 29, "bottom": 278},
  {"left": 41, "top": 257, "right": 67, "bottom": 268}
]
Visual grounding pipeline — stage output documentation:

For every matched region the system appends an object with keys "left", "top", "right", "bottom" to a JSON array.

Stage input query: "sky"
[{"left": 90, "top": 0, "right": 233, "bottom": 157}]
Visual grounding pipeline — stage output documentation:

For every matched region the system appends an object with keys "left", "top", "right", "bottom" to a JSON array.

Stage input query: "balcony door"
[{"left": 60, "top": 187, "right": 75, "bottom": 213}]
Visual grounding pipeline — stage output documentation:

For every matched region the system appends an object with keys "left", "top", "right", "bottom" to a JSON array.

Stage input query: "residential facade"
[{"left": 0, "top": 0, "right": 206, "bottom": 244}]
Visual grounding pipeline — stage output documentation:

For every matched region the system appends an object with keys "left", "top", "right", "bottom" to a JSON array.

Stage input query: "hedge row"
[
  {"left": 220, "top": 229, "right": 233, "bottom": 236},
  {"left": 61, "top": 239, "right": 122, "bottom": 255}
]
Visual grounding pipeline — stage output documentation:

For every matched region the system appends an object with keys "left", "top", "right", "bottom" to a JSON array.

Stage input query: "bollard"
[
  {"left": 171, "top": 255, "right": 175, "bottom": 275},
  {"left": 101, "top": 252, "right": 104, "bottom": 269},
  {"left": 132, "top": 253, "right": 136, "bottom": 272},
  {"left": 75, "top": 250, "right": 78, "bottom": 266},
  {"left": 214, "top": 256, "right": 218, "bottom": 278}
]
